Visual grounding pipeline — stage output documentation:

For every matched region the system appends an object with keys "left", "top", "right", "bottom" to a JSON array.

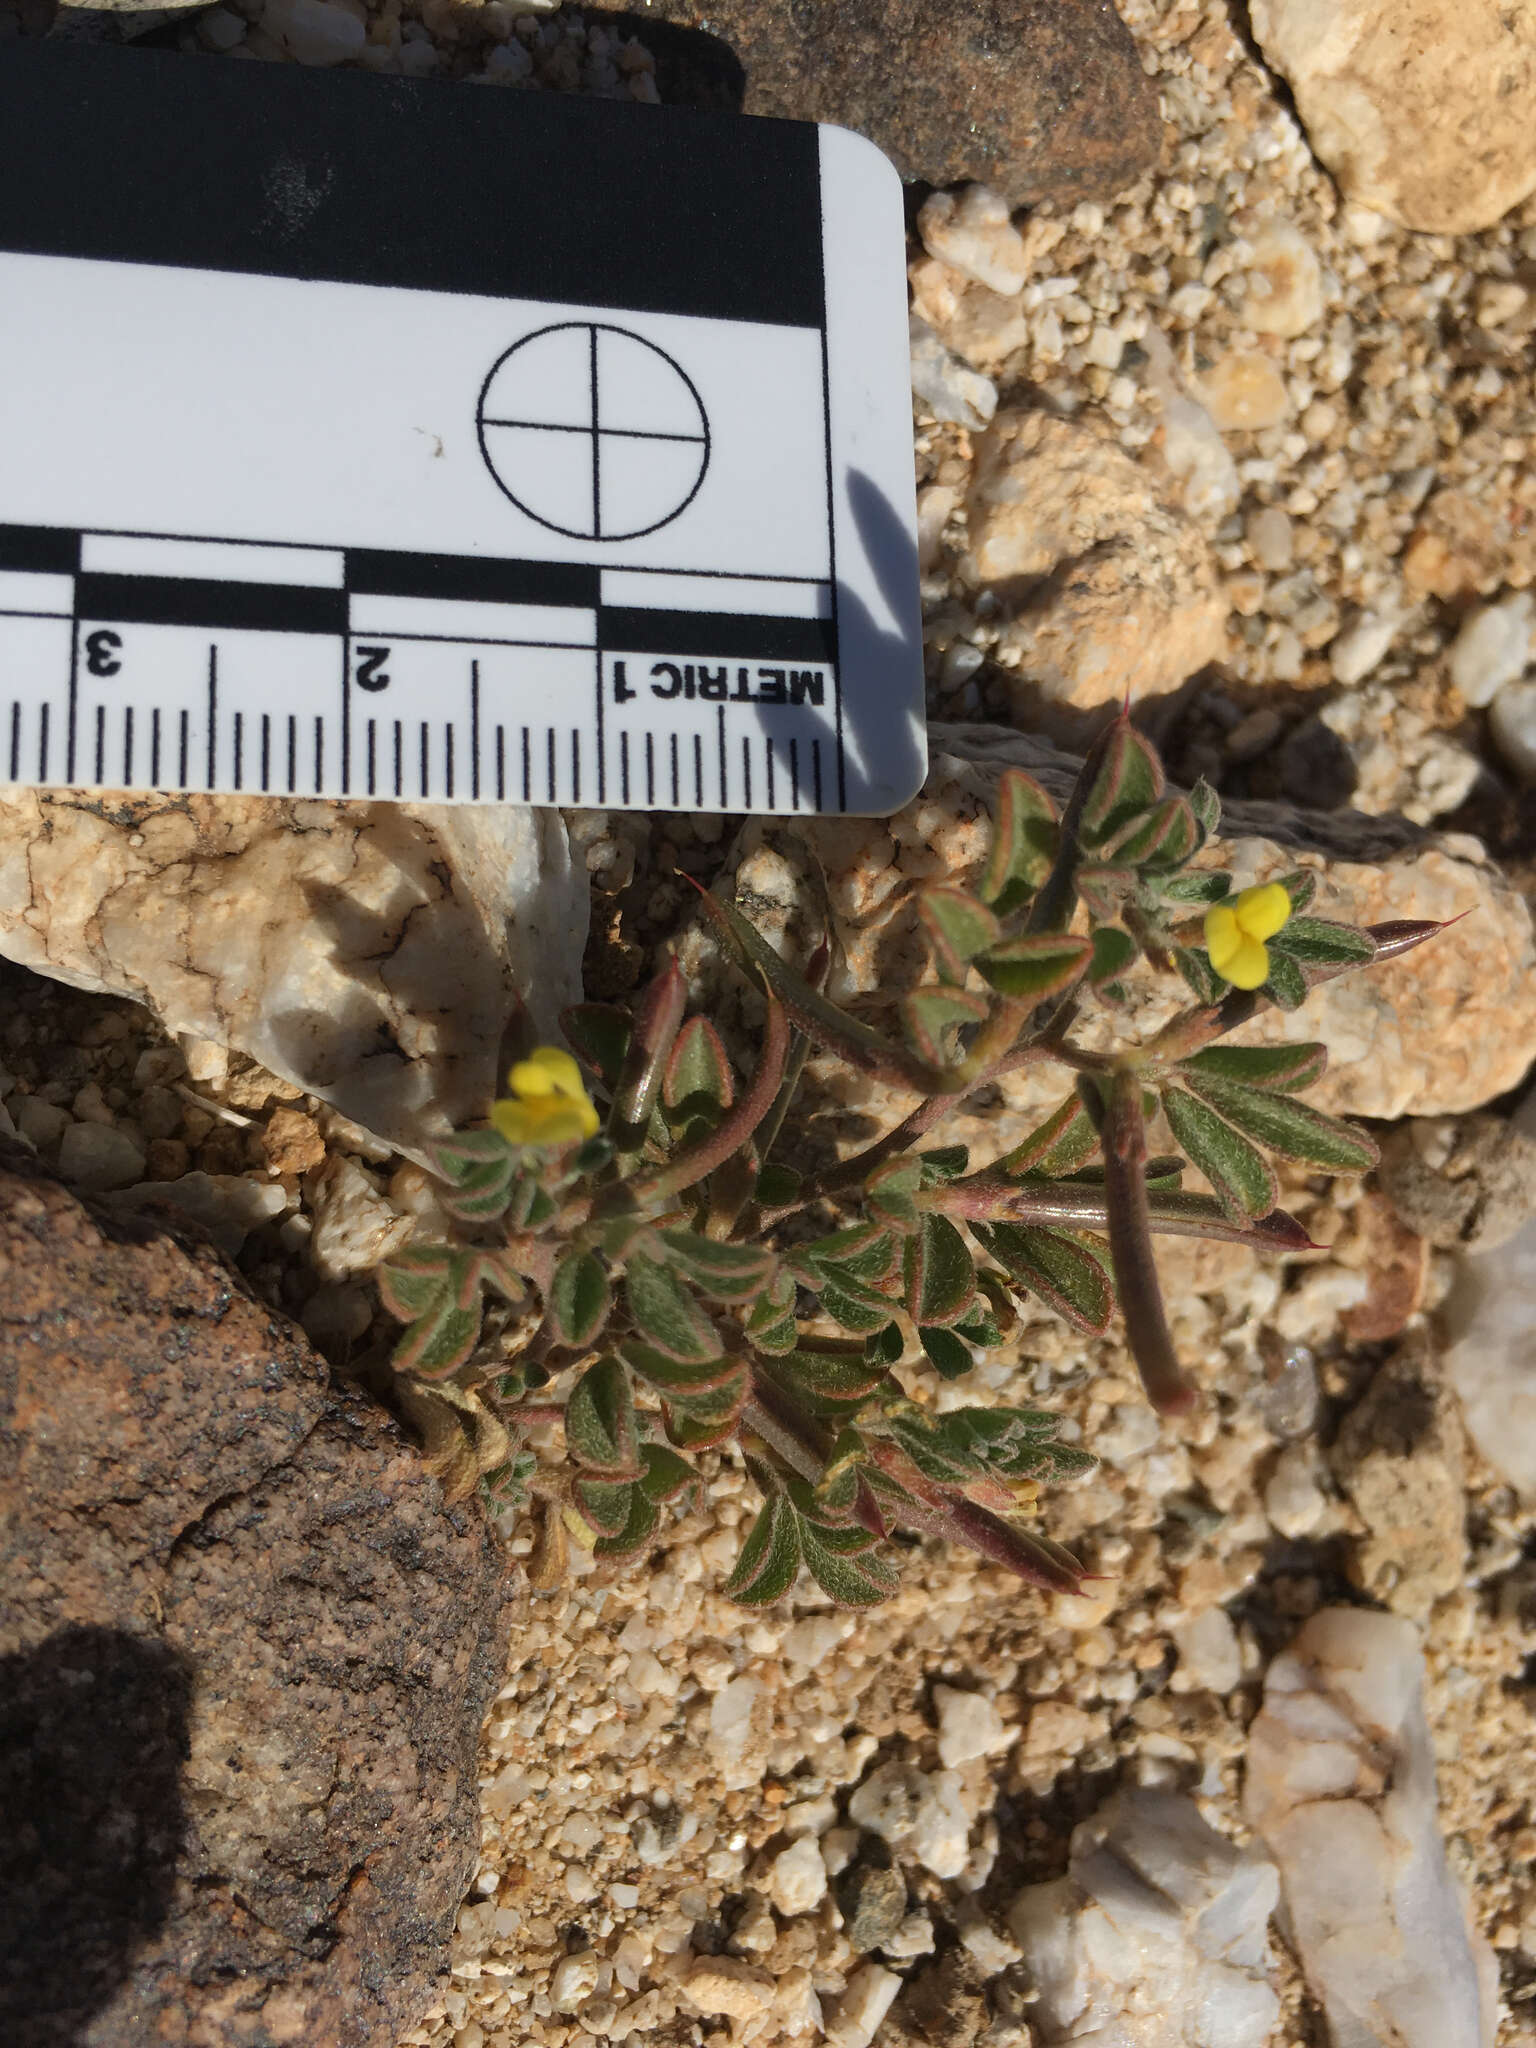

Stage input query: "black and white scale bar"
[
  {"left": 345, "top": 549, "right": 599, "bottom": 608},
  {"left": 598, "top": 607, "right": 836, "bottom": 663},
  {"left": 0, "top": 524, "right": 79, "bottom": 576},
  {"left": 75, "top": 572, "right": 347, "bottom": 636}
]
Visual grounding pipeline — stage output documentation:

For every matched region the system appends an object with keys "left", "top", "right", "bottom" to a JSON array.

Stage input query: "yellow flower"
[
  {"left": 1203, "top": 882, "right": 1292, "bottom": 991},
  {"left": 490, "top": 1045, "right": 600, "bottom": 1147}
]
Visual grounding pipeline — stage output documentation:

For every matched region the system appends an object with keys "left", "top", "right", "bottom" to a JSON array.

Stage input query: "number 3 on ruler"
[{"left": 85, "top": 629, "right": 122, "bottom": 678}]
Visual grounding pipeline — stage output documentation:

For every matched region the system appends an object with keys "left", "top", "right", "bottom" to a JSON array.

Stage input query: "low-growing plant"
[{"left": 376, "top": 713, "right": 1439, "bottom": 1608}]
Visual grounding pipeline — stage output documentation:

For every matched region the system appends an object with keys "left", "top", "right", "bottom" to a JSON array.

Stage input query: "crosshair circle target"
[{"left": 476, "top": 322, "right": 711, "bottom": 541}]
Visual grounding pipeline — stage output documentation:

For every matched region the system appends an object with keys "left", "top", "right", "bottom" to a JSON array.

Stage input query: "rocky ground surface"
[{"left": 4, "top": 1, "right": 1536, "bottom": 2046}]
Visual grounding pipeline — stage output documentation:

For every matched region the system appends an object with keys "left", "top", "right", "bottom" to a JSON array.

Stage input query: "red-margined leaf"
[
  {"left": 1079, "top": 715, "right": 1164, "bottom": 845},
  {"left": 919, "top": 1146, "right": 970, "bottom": 1185},
  {"left": 624, "top": 1254, "right": 721, "bottom": 1363},
  {"left": 866, "top": 1320, "right": 905, "bottom": 1367},
  {"left": 819, "top": 1282, "right": 895, "bottom": 1335},
  {"left": 547, "top": 1248, "right": 611, "bottom": 1349},
  {"left": 648, "top": 994, "right": 787, "bottom": 1199},
  {"left": 1089, "top": 925, "right": 1137, "bottom": 988},
  {"left": 573, "top": 1474, "right": 636, "bottom": 1538},
  {"left": 1161, "top": 1086, "right": 1279, "bottom": 1220},
  {"left": 440, "top": 1154, "right": 520, "bottom": 1222},
  {"left": 800, "top": 1221, "right": 901, "bottom": 1289},
  {"left": 1179, "top": 1071, "right": 1378, "bottom": 1173},
  {"left": 919, "top": 1325, "right": 976, "bottom": 1380},
  {"left": 1259, "top": 950, "right": 1307, "bottom": 1010},
  {"left": 430, "top": 1126, "right": 515, "bottom": 1185},
  {"left": 638, "top": 1443, "right": 697, "bottom": 1503},
  {"left": 972, "top": 1222, "right": 1114, "bottom": 1335},
  {"left": 901, "top": 987, "right": 989, "bottom": 1065},
  {"left": 745, "top": 1270, "right": 799, "bottom": 1355},
  {"left": 1276, "top": 868, "right": 1318, "bottom": 914},
  {"left": 979, "top": 767, "right": 1058, "bottom": 916},
  {"left": 798, "top": 1518, "right": 900, "bottom": 1607},
  {"left": 609, "top": 956, "right": 686, "bottom": 1149},
  {"left": 865, "top": 1156, "right": 923, "bottom": 1230},
  {"left": 1269, "top": 915, "right": 1376, "bottom": 969},
  {"left": 662, "top": 1365, "right": 750, "bottom": 1450},
  {"left": 393, "top": 1297, "right": 483, "bottom": 1381},
  {"left": 377, "top": 1243, "right": 455, "bottom": 1322},
  {"left": 1159, "top": 869, "right": 1232, "bottom": 906},
  {"left": 592, "top": 1485, "right": 661, "bottom": 1559},
  {"left": 1189, "top": 776, "right": 1220, "bottom": 839},
  {"left": 657, "top": 1228, "right": 775, "bottom": 1303},
  {"left": 462, "top": 1247, "right": 528, "bottom": 1306},
  {"left": 779, "top": 1347, "right": 888, "bottom": 1408},
  {"left": 663, "top": 1014, "right": 735, "bottom": 1117},
  {"left": 564, "top": 1354, "right": 640, "bottom": 1476},
  {"left": 973, "top": 932, "right": 1091, "bottom": 1003},
  {"left": 1178, "top": 1041, "right": 1327, "bottom": 1093},
  {"left": 903, "top": 1212, "right": 978, "bottom": 1327},
  {"left": 725, "top": 1490, "right": 802, "bottom": 1606},
  {"left": 994, "top": 1093, "right": 1100, "bottom": 1179},
  {"left": 619, "top": 1338, "right": 740, "bottom": 1397},
  {"left": 560, "top": 1003, "right": 631, "bottom": 1087},
  {"left": 917, "top": 886, "right": 1001, "bottom": 982},
  {"left": 1174, "top": 945, "right": 1225, "bottom": 1005},
  {"left": 1102, "top": 794, "right": 1198, "bottom": 871},
  {"left": 690, "top": 883, "right": 943, "bottom": 1091}
]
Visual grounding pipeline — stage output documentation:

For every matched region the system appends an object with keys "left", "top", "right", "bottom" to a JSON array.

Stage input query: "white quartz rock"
[
  {"left": 1449, "top": 593, "right": 1533, "bottom": 706},
  {"left": 1243, "top": 1607, "right": 1498, "bottom": 2048},
  {"left": 1007, "top": 1786, "right": 1280, "bottom": 2047},
  {"left": 917, "top": 185, "right": 1029, "bottom": 297},
  {"left": 910, "top": 315, "right": 998, "bottom": 431},
  {"left": 0, "top": 792, "right": 586, "bottom": 1167}
]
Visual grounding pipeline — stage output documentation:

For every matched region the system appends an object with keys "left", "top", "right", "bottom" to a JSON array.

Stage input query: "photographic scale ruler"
[{"left": 0, "top": 42, "right": 924, "bottom": 816}]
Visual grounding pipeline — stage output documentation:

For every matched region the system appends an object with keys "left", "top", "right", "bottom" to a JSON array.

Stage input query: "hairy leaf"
[
  {"left": 574, "top": 1473, "right": 637, "bottom": 1538},
  {"left": 592, "top": 1485, "right": 661, "bottom": 1559},
  {"left": 865, "top": 1156, "right": 923, "bottom": 1231},
  {"left": 1260, "top": 951, "right": 1309, "bottom": 1011},
  {"left": 620, "top": 1339, "right": 741, "bottom": 1396},
  {"left": 917, "top": 886, "right": 1001, "bottom": 982},
  {"left": 658, "top": 1228, "right": 776, "bottom": 1303},
  {"left": 565, "top": 1355, "right": 639, "bottom": 1476},
  {"left": 866, "top": 1320, "right": 905, "bottom": 1367},
  {"left": 1179, "top": 1040, "right": 1327, "bottom": 1093},
  {"left": 547, "top": 1249, "right": 611, "bottom": 1350},
  {"left": 377, "top": 1243, "right": 455, "bottom": 1322},
  {"left": 1079, "top": 717, "right": 1164, "bottom": 845},
  {"left": 1269, "top": 915, "right": 1375, "bottom": 968},
  {"left": 973, "top": 932, "right": 1091, "bottom": 1003},
  {"left": 973, "top": 1222, "right": 1114, "bottom": 1335},
  {"left": 904, "top": 1212, "right": 978, "bottom": 1327},
  {"left": 1188, "top": 777, "right": 1220, "bottom": 839},
  {"left": 1159, "top": 869, "right": 1232, "bottom": 906},
  {"left": 1103, "top": 794, "right": 1198, "bottom": 871},
  {"left": 798, "top": 1518, "right": 900, "bottom": 1607},
  {"left": 663, "top": 1014, "right": 735, "bottom": 1118},
  {"left": 1161, "top": 1087, "right": 1279, "bottom": 1220},
  {"left": 1089, "top": 925, "right": 1137, "bottom": 989},
  {"left": 1174, "top": 944, "right": 1226, "bottom": 1004},
  {"left": 820, "top": 1281, "right": 896, "bottom": 1334},
  {"left": 394, "top": 1298, "right": 482, "bottom": 1381},
  {"left": 1180, "top": 1071, "right": 1378, "bottom": 1173},
  {"left": 919, "top": 1325, "right": 975, "bottom": 1379},
  {"left": 625, "top": 1254, "right": 721, "bottom": 1363},
  {"left": 745, "top": 1271, "right": 799, "bottom": 1355},
  {"left": 560, "top": 1003, "right": 631, "bottom": 1088},
  {"left": 979, "top": 767, "right": 1058, "bottom": 915},
  {"left": 609, "top": 957, "right": 687, "bottom": 1148},
  {"left": 639, "top": 1442, "right": 697, "bottom": 1503},
  {"left": 995, "top": 1094, "right": 1100, "bottom": 1179},
  {"left": 725, "top": 1491, "right": 801, "bottom": 1605},
  {"left": 901, "top": 986, "right": 989, "bottom": 1064},
  {"left": 782, "top": 1348, "right": 888, "bottom": 1403}
]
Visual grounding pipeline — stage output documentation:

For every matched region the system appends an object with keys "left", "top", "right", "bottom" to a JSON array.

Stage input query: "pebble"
[
  {"left": 1489, "top": 676, "right": 1536, "bottom": 782},
  {"left": 766, "top": 1837, "right": 827, "bottom": 1918},
  {"left": 1263, "top": 1443, "right": 1329, "bottom": 1537},
  {"left": 825, "top": 1963, "right": 902, "bottom": 2048},
  {"left": 1242, "top": 219, "right": 1323, "bottom": 337},
  {"left": 933, "top": 1684, "right": 1014, "bottom": 1768},
  {"left": 549, "top": 1953, "right": 600, "bottom": 2014},
  {"left": 1022, "top": 1699, "right": 1104, "bottom": 1757},
  {"left": 1449, "top": 593, "right": 1534, "bottom": 705},
  {"left": 1201, "top": 350, "right": 1291, "bottom": 431},
  {"left": 879, "top": 1912, "right": 934, "bottom": 1960},
  {"left": 916, "top": 184, "right": 1028, "bottom": 296},
  {"left": 1328, "top": 606, "right": 1401, "bottom": 686},
  {"left": 909, "top": 316, "right": 997, "bottom": 431},
  {"left": 57, "top": 1120, "right": 146, "bottom": 1193},
  {"left": 679, "top": 1958, "right": 773, "bottom": 2021},
  {"left": 1245, "top": 1607, "right": 1499, "bottom": 2047},
  {"left": 1169, "top": 1607, "right": 1242, "bottom": 1695},
  {"left": 706, "top": 1675, "right": 761, "bottom": 1788},
  {"left": 838, "top": 1863, "right": 907, "bottom": 1952},
  {"left": 259, "top": 0, "right": 367, "bottom": 64},
  {"left": 308, "top": 1156, "right": 414, "bottom": 1280},
  {"left": 107, "top": 1172, "right": 290, "bottom": 1257},
  {"left": 11, "top": 1096, "right": 70, "bottom": 1154}
]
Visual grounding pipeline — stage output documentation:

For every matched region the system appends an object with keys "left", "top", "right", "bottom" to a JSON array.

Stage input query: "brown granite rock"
[
  {"left": 594, "top": 0, "right": 1163, "bottom": 206},
  {"left": 0, "top": 1145, "right": 513, "bottom": 2048}
]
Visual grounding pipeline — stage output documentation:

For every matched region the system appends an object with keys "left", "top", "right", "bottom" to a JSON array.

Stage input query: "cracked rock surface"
[{"left": 0, "top": 1143, "right": 514, "bottom": 2048}]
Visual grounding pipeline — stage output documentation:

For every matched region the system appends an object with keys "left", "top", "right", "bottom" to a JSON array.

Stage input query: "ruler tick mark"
[
  {"left": 286, "top": 714, "right": 296, "bottom": 794},
  {"left": 645, "top": 732, "right": 655, "bottom": 807},
  {"left": 546, "top": 726, "right": 555, "bottom": 804},
  {"left": 765, "top": 737, "right": 776, "bottom": 809},
  {"left": 521, "top": 725, "right": 530, "bottom": 802},
  {"left": 206, "top": 647, "right": 218, "bottom": 788},
  {"left": 669, "top": 733, "right": 678, "bottom": 807},
  {"left": 789, "top": 737, "right": 800, "bottom": 812},
  {"left": 124, "top": 705, "right": 135, "bottom": 787},
  {"left": 152, "top": 708, "right": 162, "bottom": 788},
  {"left": 313, "top": 715, "right": 323, "bottom": 794},
  {"left": 716, "top": 708, "right": 726, "bottom": 808},
  {"left": 445, "top": 721, "right": 455, "bottom": 800},
  {"left": 812, "top": 738, "right": 823, "bottom": 813},
  {"left": 392, "top": 720, "right": 402, "bottom": 798},
  {"left": 496, "top": 723, "right": 505, "bottom": 802},
  {"left": 177, "top": 708, "right": 189, "bottom": 790},
  {"left": 94, "top": 703, "right": 104, "bottom": 785},
  {"left": 419, "top": 721, "right": 429, "bottom": 800},
  {"left": 469, "top": 661, "right": 480, "bottom": 800},
  {"left": 366, "top": 719, "right": 376, "bottom": 796},
  {"left": 38, "top": 702, "right": 49, "bottom": 784},
  {"left": 571, "top": 727, "right": 580, "bottom": 805},
  {"left": 693, "top": 733, "right": 702, "bottom": 809},
  {"left": 259, "top": 712, "right": 270, "bottom": 793},
  {"left": 231, "top": 710, "right": 241, "bottom": 791},
  {"left": 9, "top": 701, "right": 19, "bottom": 783},
  {"left": 741, "top": 735, "right": 752, "bottom": 809},
  {"left": 620, "top": 729, "right": 630, "bottom": 805}
]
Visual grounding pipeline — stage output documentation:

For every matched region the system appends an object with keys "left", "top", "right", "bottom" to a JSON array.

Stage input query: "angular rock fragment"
[{"left": 1244, "top": 1607, "right": 1499, "bottom": 2048}]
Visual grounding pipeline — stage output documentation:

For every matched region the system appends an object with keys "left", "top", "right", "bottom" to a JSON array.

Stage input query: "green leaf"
[
  {"left": 973, "top": 1223, "right": 1114, "bottom": 1335},
  {"left": 1179, "top": 1072, "right": 1379, "bottom": 1173},
  {"left": 560, "top": 1003, "right": 631, "bottom": 1087},
  {"left": 973, "top": 932, "right": 1091, "bottom": 1003},
  {"left": 903, "top": 1212, "right": 978, "bottom": 1327},
  {"left": 1158, "top": 869, "right": 1232, "bottom": 906},
  {"left": 393, "top": 1298, "right": 482, "bottom": 1380},
  {"left": 1268, "top": 915, "right": 1375, "bottom": 968},
  {"left": 866, "top": 1320, "right": 905, "bottom": 1367},
  {"left": 1079, "top": 717, "right": 1164, "bottom": 845},
  {"left": 919, "top": 1325, "right": 976, "bottom": 1379},
  {"left": 1102, "top": 795, "right": 1198, "bottom": 871},
  {"left": 802, "top": 1221, "right": 901, "bottom": 1288},
  {"left": 754, "top": 1161, "right": 802, "bottom": 1209},
  {"left": 1180, "top": 1041, "right": 1327, "bottom": 1093},
  {"left": 639, "top": 1442, "right": 697, "bottom": 1503},
  {"left": 574, "top": 1474, "right": 638, "bottom": 1538},
  {"left": 661, "top": 1366, "right": 749, "bottom": 1449},
  {"left": 620, "top": 1339, "right": 740, "bottom": 1396},
  {"left": 625, "top": 1254, "right": 721, "bottom": 1364},
  {"left": 995, "top": 1094, "right": 1100, "bottom": 1179},
  {"left": 1174, "top": 944, "right": 1226, "bottom": 1004},
  {"left": 593, "top": 1485, "right": 661, "bottom": 1559},
  {"left": 918, "top": 1145, "right": 970, "bottom": 1185},
  {"left": 979, "top": 767, "right": 1058, "bottom": 916},
  {"left": 798, "top": 1519, "right": 900, "bottom": 1608},
  {"left": 901, "top": 986, "right": 989, "bottom": 1065},
  {"left": 1089, "top": 925, "right": 1137, "bottom": 988},
  {"left": 725, "top": 1492, "right": 802, "bottom": 1606},
  {"left": 1188, "top": 777, "right": 1220, "bottom": 839},
  {"left": 865, "top": 1157, "right": 923, "bottom": 1231},
  {"left": 547, "top": 1249, "right": 611, "bottom": 1349},
  {"left": 663, "top": 1014, "right": 735, "bottom": 1118},
  {"left": 1260, "top": 951, "right": 1309, "bottom": 1010},
  {"left": 782, "top": 1347, "right": 888, "bottom": 1404},
  {"left": 820, "top": 1282, "right": 894, "bottom": 1335},
  {"left": 1277, "top": 869, "right": 1318, "bottom": 914},
  {"left": 658, "top": 1228, "right": 775, "bottom": 1303},
  {"left": 693, "top": 886, "right": 940, "bottom": 1090},
  {"left": 564, "top": 1355, "right": 640, "bottom": 1476},
  {"left": 1161, "top": 1087, "right": 1279, "bottom": 1221},
  {"left": 917, "top": 886, "right": 1002, "bottom": 982},
  {"left": 431, "top": 1126, "right": 515, "bottom": 1181},
  {"left": 435, "top": 1137, "right": 518, "bottom": 1221},
  {"left": 377, "top": 1243, "right": 455, "bottom": 1321},
  {"left": 745, "top": 1271, "right": 799, "bottom": 1355}
]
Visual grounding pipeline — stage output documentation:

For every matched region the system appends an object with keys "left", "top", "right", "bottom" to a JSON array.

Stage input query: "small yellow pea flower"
[
  {"left": 491, "top": 1045, "right": 600, "bottom": 1147},
  {"left": 1203, "top": 882, "right": 1292, "bottom": 991}
]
